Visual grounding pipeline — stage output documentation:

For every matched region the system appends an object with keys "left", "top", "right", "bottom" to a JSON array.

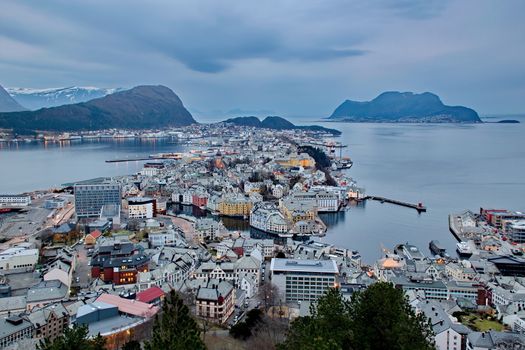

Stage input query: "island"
[
  {"left": 223, "top": 115, "right": 342, "bottom": 135},
  {"left": 328, "top": 91, "right": 482, "bottom": 123}
]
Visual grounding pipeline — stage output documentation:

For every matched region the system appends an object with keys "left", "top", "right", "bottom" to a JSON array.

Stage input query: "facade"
[
  {"left": 127, "top": 197, "right": 155, "bottom": 219},
  {"left": 149, "top": 230, "right": 178, "bottom": 247},
  {"left": 218, "top": 195, "right": 252, "bottom": 217},
  {"left": 250, "top": 202, "right": 288, "bottom": 234},
  {"left": 29, "top": 303, "right": 69, "bottom": 342},
  {"left": 196, "top": 279, "right": 235, "bottom": 324},
  {"left": 90, "top": 242, "right": 149, "bottom": 285},
  {"left": 74, "top": 183, "right": 121, "bottom": 218},
  {"left": 0, "top": 315, "right": 34, "bottom": 348},
  {"left": 0, "top": 195, "right": 31, "bottom": 208},
  {"left": 0, "top": 246, "right": 38, "bottom": 273},
  {"left": 269, "top": 258, "right": 339, "bottom": 302}
]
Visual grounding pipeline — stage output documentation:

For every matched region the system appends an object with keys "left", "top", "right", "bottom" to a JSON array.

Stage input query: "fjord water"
[{"left": 1, "top": 116, "right": 524, "bottom": 262}]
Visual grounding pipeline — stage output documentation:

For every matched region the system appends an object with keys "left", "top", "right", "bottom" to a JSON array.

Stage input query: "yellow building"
[
  {"left": 275, "top": 153, "right": 315, "bottom": 168},
  {"left": 279, "top": 198, "right": 316, "bottom": 224},
  {"left": 218, "top": 196, "right": 253, "bottom": 217}
]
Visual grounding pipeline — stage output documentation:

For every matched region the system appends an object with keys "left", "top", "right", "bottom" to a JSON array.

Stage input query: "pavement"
[{"left": 72, "top": 242, "right": 92, "bottom": 289}]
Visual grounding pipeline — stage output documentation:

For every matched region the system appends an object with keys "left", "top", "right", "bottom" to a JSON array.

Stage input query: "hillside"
[
  {"left": 329, "top": 91, "right": 481, "bottom": 123},
  {"left": 223, "top": 116, "right": 341, "bottom": 135},
  {"left": 0, "top": 85, "right": 196, "bottom": 131},
  {"left": 0, "top": 84, "right": 26, "bottom": 112},
  {"left": 6, "top": 86, "right": 125, "bottom": 110}
]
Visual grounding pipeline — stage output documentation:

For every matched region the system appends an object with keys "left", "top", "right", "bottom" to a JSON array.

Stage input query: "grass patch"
[{"left": 456, "top": 312, "right": 505, "bottom": 332}]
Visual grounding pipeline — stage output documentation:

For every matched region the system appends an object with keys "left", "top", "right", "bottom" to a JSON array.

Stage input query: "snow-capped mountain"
[{"left": 6, "top": 86, "right": 126, "bottom": 110}]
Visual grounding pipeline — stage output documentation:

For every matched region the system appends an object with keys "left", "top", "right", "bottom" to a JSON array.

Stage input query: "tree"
[
  {"left": 37, "top": 324, "right": 106, "bottom": 350},
  {"left": 349, "top": 282, "right": 434, "bottom": 350},
  {"left": 278, "top": 288, "right": 352, "bottom": 350},
  {"left": 144, "top": 290, "right": 206, "bottom": 350},
  {"left": 259, "top": 283, "right": 279, "bottom": 311},
  {"left": 279, "top": 283, "right": 434, "bottom": 350}
]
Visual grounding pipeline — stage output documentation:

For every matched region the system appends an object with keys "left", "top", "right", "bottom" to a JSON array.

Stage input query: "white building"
[
  {"left": 250, "top": 202, "right": 288, "bottom": 234},
  {"left": 269, "top": 258, "right": 339, "bottom": 302},
  {"left": 0, "top": 195, "right": 31, "bottom": 208},
  {"left": 149, "top": 229, "right": 180, "bottom": 247},
  {"left": 0, "top": 246, "right": 38, "bottom": 273},
  {"left": 127, "top": 197, "right": 155, "bottom": 219}
]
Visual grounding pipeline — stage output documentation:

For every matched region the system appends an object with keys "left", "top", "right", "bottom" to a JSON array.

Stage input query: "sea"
[{"left": 1, "top": 115, "right": 524, "bottom": 263}]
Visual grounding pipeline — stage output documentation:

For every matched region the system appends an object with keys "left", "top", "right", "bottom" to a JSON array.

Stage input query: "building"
[
  {"left": 279, "top": 197, "right": 316, "bottom": 224},
  {"left": 218, "top": 195, "right": 252, "bottom": 217},
  {"left": 90, "top": 242, "right": 149, "bottom": 285},
  {"left": 250, "top": 202, "right": 289, "bottom": 234},
  {"left": 141, "top": 162, "right": 164, "bottom": 176},
  {"left": 0, "top": 195, "right": 31, "bottom": 208},
  {"left": 290, "top": 189, "right": 340, "bottom": 212},
  {"left": 127, "top": 197, "right": 156, "bottom": 219},
  {"left": 100, "top": 204, "right": 121, "bottom": 226},
  {"left": 488, "top": 255, "right": 525, "bottom": 277},
  {"left": 84, "top": 230, "right": 103, "bottom": 246},
  {"left": 28, "top": 303, "right": 69, "bottom": 342},
  {"left": 74, "top": 183, "right": 121, "bottom": 218},
  {"left": 0, "top": 315, "right": 34, "bottom": 348},
  {"left": 26, "top": 280, "right": 69, "bottom": 310},
  {"left": 275, "top": 153, "right": 315, "bottom": 168},
  {"left": 136, "top": 286, "right": 165, "bottom": 305},
  {"left": 43, "top": 197, "right": 66, "bottom": 209},
  {"left": 148, "top": 229, "right": 180, "bottom": 247},
  {"left": 0, "top": 246, "right": 38, "bottom": 273},
  {"left": 196, "top": 279, "right": 235, "bottom": 324},
  {"left": 269, "top": 258, "right": 339, "bottom": 302},
  {"left": 467, "top": 330, "right": 525, "bottom": 349}
]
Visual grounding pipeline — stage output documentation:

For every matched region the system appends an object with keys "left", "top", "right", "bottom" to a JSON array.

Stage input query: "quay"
[
  {"left": 365, "top": 196, "right": 427, "bottom": 213},
  {"left": 105, "top": 157, "right": 152, "bottom": 163}
]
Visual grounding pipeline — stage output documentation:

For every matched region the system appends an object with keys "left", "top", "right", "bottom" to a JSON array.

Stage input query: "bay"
[{"left": 1, "top": 116, "right": 524, "bottom": 263}]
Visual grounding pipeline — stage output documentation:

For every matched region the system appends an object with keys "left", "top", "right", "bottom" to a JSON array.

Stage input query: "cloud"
[{"left": 0, "top": 0, "right": 523, "bottom": 115}]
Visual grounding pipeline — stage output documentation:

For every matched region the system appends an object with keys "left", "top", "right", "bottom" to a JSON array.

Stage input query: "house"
[
  {"left": 0, "top": 315, "right": 34, "bottom": 348},
  {"left": 28, "top": 303, "right": 69, "bottom": 341},
  {"left": 84, "top": 230, "right": 102, "bottom": 246},
  {"left": 467, "top": 330, "right": 525, "bottom": 349},
  {"left": 195, "top": 279, "right": 235, "bottom": 324},
  {"left": 136, "top": 286, "right": 165, "bottom": 305}
]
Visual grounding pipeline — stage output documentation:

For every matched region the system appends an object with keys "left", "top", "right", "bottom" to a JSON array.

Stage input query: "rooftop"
[{"left": 270, "top": 258, "right": 338, "bottom": 274}]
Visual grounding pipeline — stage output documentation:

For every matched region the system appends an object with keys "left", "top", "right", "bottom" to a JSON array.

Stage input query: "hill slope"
[
  {"left": 0, "top": 85, "right": 196, "bottom": 131},
  {"left": 223, "top": 116, "right": 341, "bottom": 135},
  {"left": 0, "top": 84, "right": 26, "bottom": 112},
  {"left": 6, "top": 86, "right": 125, "bottom": 110},
  {"left": 329, "top": 91, "right": 481, "bottom": 123}
]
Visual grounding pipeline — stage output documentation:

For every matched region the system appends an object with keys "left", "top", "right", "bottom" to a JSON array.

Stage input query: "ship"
[
  {"left": 429, "top": 240, "right": 447, "bottom": 257},
  {"left": 456, "top": 242, "right": 473, "bottom": 258}
]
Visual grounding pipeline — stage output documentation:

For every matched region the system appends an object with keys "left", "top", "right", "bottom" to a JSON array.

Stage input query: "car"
[{"left": 75, "top": 277, "right": 80, "bottom": 283}]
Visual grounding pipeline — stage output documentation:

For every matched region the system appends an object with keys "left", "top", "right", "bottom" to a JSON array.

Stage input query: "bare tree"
[
  {"left": 247, "top": 315, "right": 288, "bottom": 350},
  {"left": 259, "top": 282, "right": 279, "bottom": 311}
]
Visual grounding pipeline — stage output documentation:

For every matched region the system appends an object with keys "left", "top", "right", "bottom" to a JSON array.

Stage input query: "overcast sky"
[{"left": 0, "top": 0, "right": 524, "bottom": 117}]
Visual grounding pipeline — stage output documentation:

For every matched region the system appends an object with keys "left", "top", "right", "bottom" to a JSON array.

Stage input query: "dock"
[
  {"left": 105, "top": 157, "right": 152, "bottom": 163},
  {"left": 365, "top": 196, "right": 427, "bottom": 213}
]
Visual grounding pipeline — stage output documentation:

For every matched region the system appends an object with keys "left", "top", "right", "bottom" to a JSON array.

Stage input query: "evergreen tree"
[
  {"left": 36, "top": 324, "right": 106, "bottom": 350},
  {"left": 279, "top": 283, "right": 434, "bottom": 350},
  {"left": 278, "top": 288, "right": 352, "bottom": 350},
  {"left": 349, "top": 282, "right": 434, "bottom": 350},
  {"left": 144, "top": 290, "right": 206, "bottom": 350},
  {"left": 122, "top": 339, "right": 142, "bottom": 350}
]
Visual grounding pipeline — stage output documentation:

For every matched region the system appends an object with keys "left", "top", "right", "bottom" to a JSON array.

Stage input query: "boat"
[
  {"left": 335, "top": 157, "right": 353, "bottom": 170},
  {"left": 429, "top": 240, "right": 447, "bottom": 257},
  {"left": 456, "top": 242, "right": 473, "bottom": 258}
]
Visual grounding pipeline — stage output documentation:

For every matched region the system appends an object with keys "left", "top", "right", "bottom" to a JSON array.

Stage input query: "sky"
[{"left": 0, "top": 0, "right": 524, "bottom": 117}]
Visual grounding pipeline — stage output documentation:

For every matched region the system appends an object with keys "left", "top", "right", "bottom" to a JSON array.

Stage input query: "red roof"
[
  {"left": 88, "top": 230, "right": 102, "bottom": 239},
  {"left": 96, "top": 293, "right": 159, "bottom": 318},
  {"left": 136, "top": 286, "right": 165, "bottom": 303}
]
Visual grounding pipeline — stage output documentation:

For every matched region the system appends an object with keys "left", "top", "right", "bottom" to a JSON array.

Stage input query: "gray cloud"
[{"left": 0, "top": 0, "right": 524, "bottom": 115}]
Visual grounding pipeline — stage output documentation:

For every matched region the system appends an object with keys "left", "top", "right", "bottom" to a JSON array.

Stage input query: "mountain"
[
  {"left": 0, "top": 85, "right": 196, "bottom": 131},
  {"left": 329, "top": 91, "right": 482, "bottom": 123},
  {"left": 0, "top": 84, "right": 27, "bottom": 112},
  {"left": 6, "top": 86, "right": 125, "bottom": 110},
  {"left": 223, "top": 116, "right": 341, "bottom": 135}
]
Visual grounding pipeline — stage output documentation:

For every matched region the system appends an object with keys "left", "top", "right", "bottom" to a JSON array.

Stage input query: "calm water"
[{"left": 1, "top": 116, "right": 524, "bottom": 262}]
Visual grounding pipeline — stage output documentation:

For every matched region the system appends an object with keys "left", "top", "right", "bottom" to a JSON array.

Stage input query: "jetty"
[
  {"left": 365, "top": 196, "right": 427, "bottom": 213},
  {"left": 105, "top": 157, "right": 152, "bottom": 163}
]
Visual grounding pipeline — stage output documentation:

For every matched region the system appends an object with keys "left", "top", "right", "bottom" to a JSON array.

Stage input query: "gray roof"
[
  {"left": 0, "top": 296, "right": 27, "bottom": 313},
  {"left": 468, "top": 331, "right": 525, "bottom": 348},
  {"left": 196, "top": 279, "right": 234, "bottom": 302},
  {"left": 27, "top": 280, "right": 68, "bottom": 303},
  {"left": 270, "top": 258, "right": 338, "bottom": 274},
  {"left": 0, "top": 315, "right": 33, "bottom": 340}
]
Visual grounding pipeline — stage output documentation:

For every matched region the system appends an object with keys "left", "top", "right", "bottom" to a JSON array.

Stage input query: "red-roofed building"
[
  {"left": 85, "top": 230, "right": 102, "bottom": 246},
  {"left": 136, "top": 286, "right": 165, "bottom": 305},
  {"left": 96, "top": 293, "right": 159, "bottom": 318}
]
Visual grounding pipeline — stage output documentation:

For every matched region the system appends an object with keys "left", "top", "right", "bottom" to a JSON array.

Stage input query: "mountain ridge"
[
  {"left": 0, "top": 84, "right": 27, "bottom": 112},
  {"left": 329, "top": 91, "right": 482, "bottom": 123},
  {"left": 223, "top": 116, "right": 341, "bottom": 135},
  {"left": 0, "top": 85, "right": 196, "bottom": 131}
]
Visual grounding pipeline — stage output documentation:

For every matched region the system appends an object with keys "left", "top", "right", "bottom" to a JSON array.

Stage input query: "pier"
[
  {"left": 105, "top": 157, "right": 152, "bottom": 163},
  {"left": 365, "top": 196, "right": 427, "bottom": 213}
]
